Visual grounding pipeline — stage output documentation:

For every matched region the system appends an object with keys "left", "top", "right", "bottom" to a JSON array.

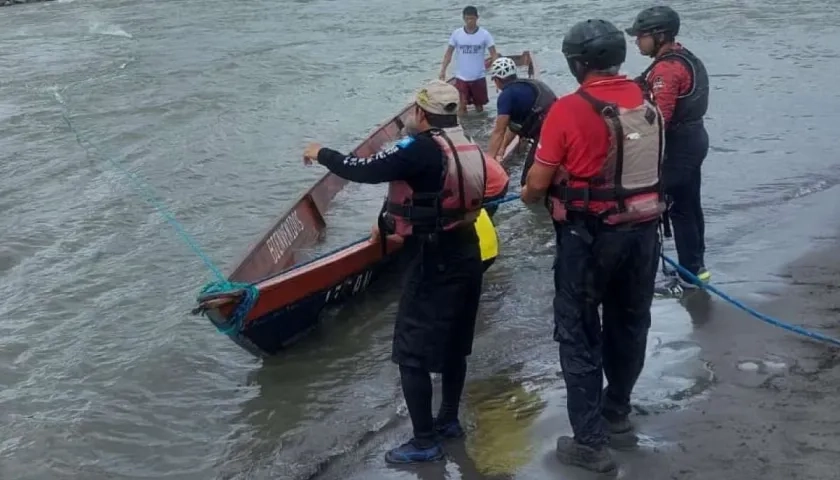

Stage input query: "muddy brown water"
[{"left": 1, "top": 0, "right": 840, "bottom": 478}]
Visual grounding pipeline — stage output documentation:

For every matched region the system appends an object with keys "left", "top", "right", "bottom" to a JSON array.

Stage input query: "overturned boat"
[{"left": 194, "top": 52, "right": 538, "bottom": 358}]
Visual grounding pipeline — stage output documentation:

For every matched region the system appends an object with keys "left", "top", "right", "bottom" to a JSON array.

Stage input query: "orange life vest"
[
  {"left": 546, "top": 89, "right": 665, "bottom": 225},
  {"left": 484, "top": 154, "right": 509, "bottom": 199},
  {"left": 385, "top": 127, "right": 487, "bottom": 236}
]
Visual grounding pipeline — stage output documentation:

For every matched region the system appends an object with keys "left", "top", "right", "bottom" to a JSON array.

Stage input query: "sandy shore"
[
  {"left": 619, "top": 243, "right": 840, "bottom": 480},
  {"left": 308, "top": 225, "right": 840, "bottom": 480}
]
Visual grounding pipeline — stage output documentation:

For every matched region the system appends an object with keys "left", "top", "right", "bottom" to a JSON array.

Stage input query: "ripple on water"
[{"left": 1, "top": 0, "right": 839, "bottom": 478}]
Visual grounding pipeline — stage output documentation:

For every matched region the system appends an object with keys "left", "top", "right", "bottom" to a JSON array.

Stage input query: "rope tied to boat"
[
  {"left": 56, "top": 99, "right": 257, "bottom": 336},
  {"left": 196, "top": 282, "right": 259, "bottom": 336}
]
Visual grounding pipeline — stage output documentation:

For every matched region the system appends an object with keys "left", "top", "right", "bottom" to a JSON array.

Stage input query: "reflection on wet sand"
[
  {"left": 460, "top": 372, "right": 547, "bottom": 478},
  {"left": 680, "top": 289, "right": 715, "bottom": 326}
]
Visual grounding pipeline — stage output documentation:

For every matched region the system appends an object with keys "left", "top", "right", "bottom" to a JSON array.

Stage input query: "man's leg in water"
[
  {"left": 520, "top": 139, "right": 537, "bottom": 186},
  {"left": 455, "top": 79, "right": 471, "bottom": 115},
  {"left": 551, "top": 219, "right": 617, "bottom": 474},
  {"left": 666, "top": 168, "right": 704, "bottom": 279},
  {"left": 435, "top": 246, "right": 482, "bottom": 438},
  {"left": 601, "top": 220, "right": 659, "bottom": 433},
  {"left": 691, "top": 167, "right": 707, "bottom": 271},
  {"left": 470, "top": 78, "right": 489, "bottom": 112},
  {"left": 435, "top": 356, "right": 468, "bottom": 438},
  {"left": 385, "top": 365, "right": 444, "bottom": 464},
  {"left": 386, "top": 256, "right": 444, "bottom": 465}
]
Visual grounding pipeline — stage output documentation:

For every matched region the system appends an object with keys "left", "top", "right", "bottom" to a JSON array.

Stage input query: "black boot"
[
  {"left": 603, "top": 411, "right": 633, "bottom": 435},
  {"left": 555, "top": 436, "right": 617, "bottom": 475}
]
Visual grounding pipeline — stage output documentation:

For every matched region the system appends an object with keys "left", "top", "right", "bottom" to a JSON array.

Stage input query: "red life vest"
[
  {"left": 385, "top": 127, "right": 487, "bottom": 236},
  {"left": 546, "top": 89, "right": 665, "bottom": 225},
  {"left": 484, "top": 153, "right": 509, "bottom": 199}
]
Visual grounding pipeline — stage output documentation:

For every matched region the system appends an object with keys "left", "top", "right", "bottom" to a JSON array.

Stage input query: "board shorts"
[{"left": 455, "top": 77, "right": 489, "bottom": 107}]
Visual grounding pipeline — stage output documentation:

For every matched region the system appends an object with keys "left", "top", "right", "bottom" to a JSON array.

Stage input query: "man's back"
[
  {"left": 497, "top": 82, "right": 538, "bottom": 125},
  {"left": 536, "top": 76, "right": 645, "bottom": 214},
  {"left": 540, "top": 76, "right": 644, "bottom": 179}
]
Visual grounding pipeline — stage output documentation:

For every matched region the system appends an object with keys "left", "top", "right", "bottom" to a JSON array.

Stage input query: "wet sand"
[
  {"left": 620, "top": 244, "right": 840, "bottom": 480},
  {"left": 312, "top": 194, "right": 840, "bottom": 480}
]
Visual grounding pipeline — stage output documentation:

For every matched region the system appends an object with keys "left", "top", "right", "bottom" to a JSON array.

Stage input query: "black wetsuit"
[{"left": 317, "top": 130, "right": 484, "bottom": 445}]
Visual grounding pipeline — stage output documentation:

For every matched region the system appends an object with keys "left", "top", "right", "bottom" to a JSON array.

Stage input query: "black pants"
[
  {"left": 519, "top": 138, "right": 537, "bottom": 187},
  {"left": 551, "top": 217, "right": 660, "bottom": 447},
  {"left": 664, "top": 124, "right": 709, "bottom": 276},
  {"left": 665, "top": 166, "right": 706, "bottom": 276},
  {"left": 399, "top": 359, "right": 467, "bottom": 444}
]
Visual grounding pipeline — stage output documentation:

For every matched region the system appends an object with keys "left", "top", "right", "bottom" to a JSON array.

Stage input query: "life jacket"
[
  {"left": 385, "top": 126, "right": 487, "bottom": 236},
  {"left": 460, "top": 130, "right": 508, "bottom": 199},
  {"left": 507, "top": 79, "right": 558, "bottom": 139},
  {"left": 640, "top": 46, "right": 709, "bottom": 130},
  {"left": 546, "top": 87, "right": 666, "bottom": 225},
  {"left": 484, "top": 155, "right": 509, "bottom": 199}
]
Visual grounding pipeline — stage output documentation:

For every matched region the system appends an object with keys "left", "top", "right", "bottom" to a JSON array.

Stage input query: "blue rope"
[
  {"left": 57, "top": 106, "right": 257, "bottom": 336},
  {"left": 492, "top": 191, "right": 840, "bottom": 347},
  {"left": 483, "top": 192, "right": 522, "bottom": 207},
  {"left": 661, "top": 256, "right": 840, "bottom": 348}
]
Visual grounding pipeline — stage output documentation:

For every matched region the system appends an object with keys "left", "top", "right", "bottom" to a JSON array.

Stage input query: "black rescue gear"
[
  {"left": 507, "top": 78, "right": 558, "bottom": 140},
  {"left": 639, "top": 47, "right": 709, "bottom": 129}
]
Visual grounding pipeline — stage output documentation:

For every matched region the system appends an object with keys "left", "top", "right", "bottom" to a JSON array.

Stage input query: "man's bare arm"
[
  {"left": 439, "top": 45, "right": 454, "bottom": 80},
  {"left": 487, "top": 114, "right": 511, "bottom": 158}
]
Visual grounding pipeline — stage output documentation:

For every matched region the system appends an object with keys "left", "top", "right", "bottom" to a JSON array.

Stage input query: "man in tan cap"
[{"left": 303, "top": 80, "right": 490, "bottom": 464}]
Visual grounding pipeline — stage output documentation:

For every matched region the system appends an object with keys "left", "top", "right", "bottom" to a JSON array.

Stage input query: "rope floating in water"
[{"left": 57, "top": 103, "right": 257, "bottom": 336}]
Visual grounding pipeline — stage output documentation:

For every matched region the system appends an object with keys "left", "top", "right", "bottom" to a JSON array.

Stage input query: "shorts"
[{"left": 455, "top": 77, "right": 489, "bottom": 107}]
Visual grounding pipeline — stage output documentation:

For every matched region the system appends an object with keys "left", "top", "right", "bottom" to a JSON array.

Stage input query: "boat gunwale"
[
  {"left": 224, "top": 51, "right": 536, "bottom": 283},
  {"left": 200, "top": 51, "right": 538, "bottom": 316}
]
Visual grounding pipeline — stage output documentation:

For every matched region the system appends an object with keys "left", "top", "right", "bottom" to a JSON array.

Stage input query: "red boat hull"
[{"left": 197, "top": 52, "right": 539, "bottom": 357}]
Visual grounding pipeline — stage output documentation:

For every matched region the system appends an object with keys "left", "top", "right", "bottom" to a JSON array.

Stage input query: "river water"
[{"left": 1, "top": 0, "right": 839, "bottom": 479}]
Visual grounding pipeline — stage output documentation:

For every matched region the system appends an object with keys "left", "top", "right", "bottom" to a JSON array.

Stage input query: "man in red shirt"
[
  {"left": 627, "top": 6, "right": 710, "bottom": 288},
  {"left": 521, "top": 19, "right": 664, "bottom": 474}
]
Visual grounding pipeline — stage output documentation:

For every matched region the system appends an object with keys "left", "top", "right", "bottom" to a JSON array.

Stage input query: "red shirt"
[
  {"left": 534, "top": 75, "right": 645, "bottom": 213},
  {"left": 645, "top": 43, "right": 692, "bottom": 129}
]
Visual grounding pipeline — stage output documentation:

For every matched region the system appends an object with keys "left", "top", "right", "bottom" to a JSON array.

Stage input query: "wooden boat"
[{"left": 194, "top": 51, "right": 539, "bottom": 358}]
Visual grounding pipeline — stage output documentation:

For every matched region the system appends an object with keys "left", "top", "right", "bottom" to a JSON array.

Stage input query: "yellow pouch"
[{"left": 475, "top": 208, "right": 499, "bottom": 261}]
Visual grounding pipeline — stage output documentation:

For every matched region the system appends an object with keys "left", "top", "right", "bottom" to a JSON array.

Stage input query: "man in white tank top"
[{"left": 438, "top": 6, "right": 498, "bottom": 114}]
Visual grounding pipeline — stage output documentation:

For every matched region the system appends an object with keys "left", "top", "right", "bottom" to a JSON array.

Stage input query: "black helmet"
[
  {"left": 625, "top": 6, "right": 680, "bottom": 37},
  {"left": 562, "top": 19, "right": 626, "bottom": 82}
]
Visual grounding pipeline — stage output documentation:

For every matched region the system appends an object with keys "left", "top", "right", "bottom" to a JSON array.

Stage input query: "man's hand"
[
  {"left": 438, "top": 71, "right": 446, "bottom": 81},
  {"left": 303, "top": 143, "right": 322, "bottom": 165},
  {"left": 370, "top": 225, "right": 380, "bottom": 242}
]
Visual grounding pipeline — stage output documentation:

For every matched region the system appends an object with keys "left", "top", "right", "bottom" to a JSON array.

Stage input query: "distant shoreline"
[{"left": 1, "top": 0, "right": 55, "bottom": 6}]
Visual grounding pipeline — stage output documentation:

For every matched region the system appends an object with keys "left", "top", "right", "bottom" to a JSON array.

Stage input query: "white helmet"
[{"left": 489, "top": 57, "right": 517, "bottom": 79}]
